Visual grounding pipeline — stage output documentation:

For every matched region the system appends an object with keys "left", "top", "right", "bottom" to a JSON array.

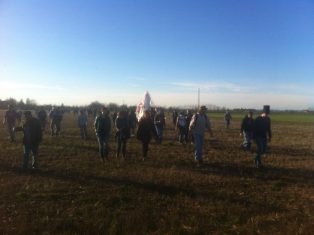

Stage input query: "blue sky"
[{"left": 1, "top": 0, "right": 314, "bottom": 109}]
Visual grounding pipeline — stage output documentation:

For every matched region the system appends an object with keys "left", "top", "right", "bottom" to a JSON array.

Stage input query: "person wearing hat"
[
  {"left": 14, "top": 111, "right": 43, "bottom": 170},
  {"left": 3, "top": 104, "right": 18, "bottom": 142},
  {"left": 189, "top": 105, "right": 213, "bottom": 165},
  {"left": 253, "top": 106, "right": 272, "bottom": 168}
]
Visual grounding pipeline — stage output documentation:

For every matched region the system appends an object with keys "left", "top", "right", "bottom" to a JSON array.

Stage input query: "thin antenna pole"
[{"left": 198, "top": 88, "right": 200, "bottom": 109}]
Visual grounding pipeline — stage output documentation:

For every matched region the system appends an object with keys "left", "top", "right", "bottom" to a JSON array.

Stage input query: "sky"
[{"left": 1, "top": 0, "right": 314, "bottom": 110}]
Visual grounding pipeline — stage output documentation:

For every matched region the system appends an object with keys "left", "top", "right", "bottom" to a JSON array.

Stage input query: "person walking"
[
  {"left": 253, "top": 106, "right": 272, "bottom": 168},
  {"left": 185, "top": 110, "right": 193, "bottom": 143},
  {"left": 49, "top": 107, "right": 63, "bottom": 136},
  {"left": 37, "top": 108, "right": 47, "bottom": 131},
  {"left": 14, "top": 111, "right": 42, "bottom": 170},
  {"left": 189, "top": 106, "right": 213, "bottom": 166},
  {"left": 128, "top": 109, "right": 137, "bottom": 137},
  {"left": 176, "top": 111, "right": 187, "bottom": 144},
  {"left": 3, "top": 105, "right": 18, "bottom": 142},
  {"left": 172, "top": 110, "right": 178, "bottom": 128},
  {"left": 115, "top": 110, "right": 130, "bottom": 158},
  {"left": 154, "top": 109, "right": 166, "bottom": 144},
  {"left": 94, "top": 107, "right": 112, "bottom": 161},
  {"left": 137, "top": 110, "right": 157, "bottom": 161},
  {"left": 224, "top": 110, "right": 232, "bottom": 129},
  {"left": 78, "top": 109, "right": 88, "bottom": 139},
  {"left": 240, "top": 111, "right": 254, "bottom": 151}
]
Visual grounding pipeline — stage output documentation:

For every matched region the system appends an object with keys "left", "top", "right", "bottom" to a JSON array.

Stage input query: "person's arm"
[
  {"left": 207, "top": 119, "right": 213, "bottom": 137},
  {"left": 189, "top": 114, "right": 196, "bottom": 132},
  {"left": 240, "top": 118, "right": 245, "bottom": 136},
  {"left": 3, "top": 112, "right": 7, "bottom": 125},
  {"left": 94, "top": 117, "right": 98, "bottom": 132},
  {"left": 268, "top": 118, "right": 272, "bottom": 142}
]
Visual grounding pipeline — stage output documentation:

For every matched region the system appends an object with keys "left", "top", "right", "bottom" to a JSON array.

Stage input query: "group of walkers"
[
  {"left": 240, "top": 106, "right": 272, "bottom": 168},
  {"left": 2, "top": 104, "right": 271, "bottom": 170}
]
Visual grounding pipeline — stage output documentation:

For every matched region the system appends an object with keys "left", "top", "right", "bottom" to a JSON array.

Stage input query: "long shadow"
[
  {"left": 144, "top": 156, "right": 314, "bottom": 186},
  {"left": 0, "top": 163, "right": 286, "bottom": 214},
  {"left": 42, "top": 142, "right": 98, "bottom": 152},
  {"left": 173, "top": 160, "right": 314, "bottom": 186},
  {"left": 269, "top": 145, "right": 314, "bottom": 157}
]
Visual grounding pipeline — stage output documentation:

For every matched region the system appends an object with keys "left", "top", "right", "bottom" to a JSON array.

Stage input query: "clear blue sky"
[{"left": 1, "top": 0, "right": 314, "bottom": 109}]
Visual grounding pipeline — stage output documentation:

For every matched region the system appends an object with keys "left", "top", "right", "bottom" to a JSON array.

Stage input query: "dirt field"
[{"left": 0, "top": 110, "right": 313, "bottom": 234}]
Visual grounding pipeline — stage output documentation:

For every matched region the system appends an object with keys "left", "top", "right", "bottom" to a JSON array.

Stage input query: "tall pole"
[{"left": 198, "top": 88, "right": 200, "bottom": 109}]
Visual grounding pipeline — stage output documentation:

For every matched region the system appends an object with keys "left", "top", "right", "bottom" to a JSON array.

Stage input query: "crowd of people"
[{"left": 2, "top": 104, "right": 272, "bottom": 170}]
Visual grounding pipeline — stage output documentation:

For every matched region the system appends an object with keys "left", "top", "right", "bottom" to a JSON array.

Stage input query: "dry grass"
[{"left": 0, "top": 111, "right": 313, "bottom": 234}]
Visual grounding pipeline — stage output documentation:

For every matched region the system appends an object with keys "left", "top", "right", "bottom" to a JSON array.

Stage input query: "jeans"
[
  {"left": 97, "top": 134, "right": 110, "bottom": 159},
  {"left": 255, "top": 136, "right": 267, "bottom": 166},
  {"left": 193, "top": 133, "right": 204, "bottom": 161},
  {"left": 178, "top": 126, "right": 187, "bottom": 143},
  {"left": 79, "top": 125, "right": 88, "bottom": 139},
  {"left": 51, "top": 121, "right": 61, "bottom": 136},
  {"left": 117, "top": 139, "right": 126, "bottom": 157},
  {"left": 155, "top": 126, "right": 164, "bottom": 143},
  {"left": 242, "top": 131, "right": 253, "bottom": 150},
  {"left": 7, "top": 123, "right": 15, "bottom": 142},
  {"left": 23, "top": 144, "right": 39, "bottom": 169}
]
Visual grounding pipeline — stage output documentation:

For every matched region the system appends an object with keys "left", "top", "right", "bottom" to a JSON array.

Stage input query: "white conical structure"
[{"left": 136, "top": 91, "right": 153, "bottom": 120}]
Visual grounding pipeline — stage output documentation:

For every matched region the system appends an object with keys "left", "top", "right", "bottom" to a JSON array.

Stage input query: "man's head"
[
  {"left": 143, "top": 110, "right": 150, "bottom": 119},
  {"left": 199, "top": 105, "right": 207, "bottom": 114},
  {"left": 248, "top": 110, "right": 253, "bottom": 118},
  {"left": 101, "top": 107, "right": 109, "bottom": 115},
  {"left": 24, "top": 111, "right": 32, "bottom": 120}
]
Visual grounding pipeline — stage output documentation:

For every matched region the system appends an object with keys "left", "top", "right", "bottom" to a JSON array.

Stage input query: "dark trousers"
[
  {"left": 117, "top": 139, "right": 127, "bottom": 157},
  {"left": 7, "top": 123, "right": 15, "bottom": 142},
  {"left": 178, "top": 126, "right": 187, "bottom": 143},
  {"left": 79, "top": 125, "right": 88, "bottom": 139},
  {"left": 255, "top": 136, "right": 267, "bottom": 166},
  {"left": 51, "top": 121, "right": 61, "bottom": 136},
  {"left": 97, "top": 134, "right": 110, "bottom": 160},
  {"left": 23, "top": 144, "right": 39, "bottom": 169},
  {"left": 142, "top": 141, "right": 149, "bottom": 158}
]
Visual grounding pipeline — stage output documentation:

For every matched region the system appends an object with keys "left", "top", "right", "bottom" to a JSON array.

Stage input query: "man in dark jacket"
[
  {"left": 240, "top": 111, "right": 254, "bottom": 150},
  {"left": 15, "top": 111, "right": 42, "bottom": 170},
  {"left": 137, "top": 110, "right": 157, "bottom": 161},
  {"left": 115, "top": 110, "right": 130, "bottom": 158},
  {"left": 3, "top": 105, "right": 18, "bottom": 142},
  {"left": 154, "top": 109, "right": 166, "bottom": 144},
  {"left": 49, "top": 107, "right": 63, "bottom": 136},
  {"left": 253, "top": 106, "right": 272, "bottom": 168},
  {"left": 37, "top": 108, "right": 47, "bottom": 131},
  {"left": 94, "top": 107, "right": 111, "bottom": 161}
]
